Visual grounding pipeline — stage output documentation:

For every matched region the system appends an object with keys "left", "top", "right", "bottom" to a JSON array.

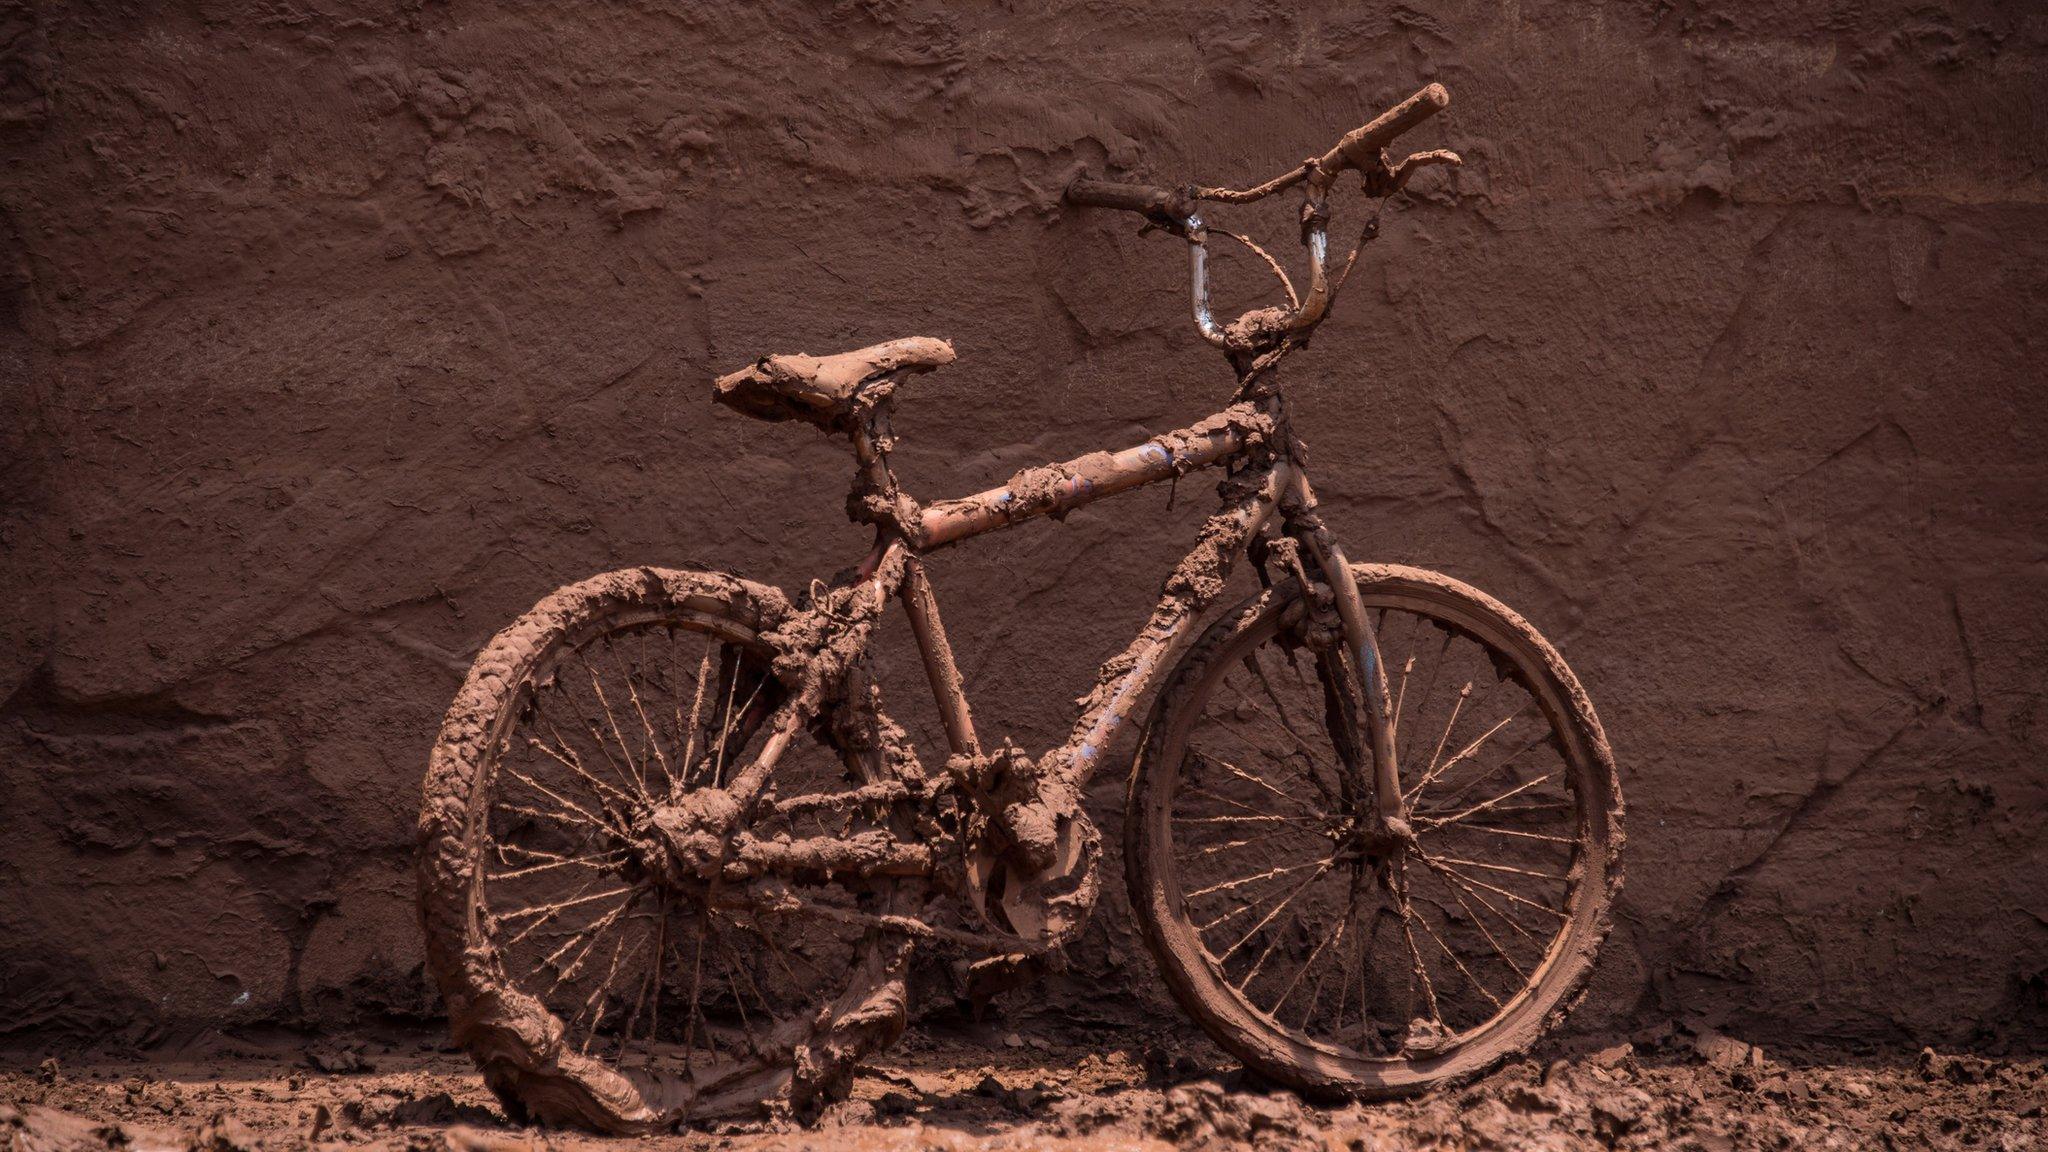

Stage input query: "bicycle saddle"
[{"left": 714, "top": 337, "right": 955, "bottom": 431}]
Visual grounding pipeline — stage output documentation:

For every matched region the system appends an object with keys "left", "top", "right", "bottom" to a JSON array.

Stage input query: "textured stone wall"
[{"left": 3, "top": 0, "right": 2044, "bottom": 1050}]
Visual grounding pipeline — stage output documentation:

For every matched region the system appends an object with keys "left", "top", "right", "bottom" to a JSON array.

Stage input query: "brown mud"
[
  {"left": 6, "top": 1023, "right": 2044, "bottom": 1151},
  {"left": 4, "top": 0, "right": 2047, "bottom": 1093}
]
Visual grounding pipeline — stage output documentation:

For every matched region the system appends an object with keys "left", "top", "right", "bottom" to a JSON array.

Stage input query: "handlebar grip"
[
  {"left": 1321, "top": 82, "right": 1450, "bottom": 173},
  {"left": 1065, "top": 177, "right": 1189, "bottom": 222}
]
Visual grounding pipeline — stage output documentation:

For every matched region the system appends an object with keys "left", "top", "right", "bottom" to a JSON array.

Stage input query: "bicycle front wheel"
[{"left": 1126, "top": 564, "right": 1622, "bottom": 1098}]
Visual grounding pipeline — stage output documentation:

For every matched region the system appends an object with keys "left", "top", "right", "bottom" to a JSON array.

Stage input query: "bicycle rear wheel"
[
  {"left": 1126, "top": 564, "right": 1622, "bottom": 1097},
  {"left": 419, "top": 567, "right": 917, "bottom": 1132}
]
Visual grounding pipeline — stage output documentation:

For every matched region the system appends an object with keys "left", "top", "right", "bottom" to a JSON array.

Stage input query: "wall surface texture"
[{"left": 4, "top": 0, "right": 2045, "bottom": 1051}]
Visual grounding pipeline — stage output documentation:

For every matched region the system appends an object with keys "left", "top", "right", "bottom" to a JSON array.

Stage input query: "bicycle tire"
[{"left": 1126, "top": 564, "right": 1623, "bottom": 1098}]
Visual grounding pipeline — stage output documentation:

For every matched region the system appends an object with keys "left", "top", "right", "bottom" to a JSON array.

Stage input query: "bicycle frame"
[{"left": 733, "top": 389, "right": 1407, "bottom": 845}]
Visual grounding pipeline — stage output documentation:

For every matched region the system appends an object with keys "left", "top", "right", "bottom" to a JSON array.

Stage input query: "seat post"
[{"left": 845, "top": 384, "right": 921, "bottom": 536}]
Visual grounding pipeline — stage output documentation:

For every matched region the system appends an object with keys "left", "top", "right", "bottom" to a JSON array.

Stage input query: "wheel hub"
[
  {"left": 639, "top": 789, "right": 742, "bottom": 884},
  {"left": 1357, "top": 813, "right": 1415, "bottom": 854}
]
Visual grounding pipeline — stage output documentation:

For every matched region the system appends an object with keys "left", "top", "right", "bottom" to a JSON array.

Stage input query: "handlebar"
[
  {"left": 1064, "top": 82, "right": 1453, "bottom": 221},
  {"left": 1063, "top": 82, "right": 1459, "bottom": 355},
  {"left": 1318, "top": 82, "right": 1449, "bottom": 175},
  {"left": 1063, "top": 178, "right": 1190, "bottom": 230}
]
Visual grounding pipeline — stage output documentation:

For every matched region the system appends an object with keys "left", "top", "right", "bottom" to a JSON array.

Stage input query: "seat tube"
[
  {"left": 899, "top": 557, "right": 981, "bottom": 759},
  {"left": 1287, "top": 470, "right": 1405, "bottom": 827}
]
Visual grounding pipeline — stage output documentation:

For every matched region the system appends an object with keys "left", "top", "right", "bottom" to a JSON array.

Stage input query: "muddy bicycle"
[{"left": 417, "top": 83, "right": 1623, "bottom": 1133}]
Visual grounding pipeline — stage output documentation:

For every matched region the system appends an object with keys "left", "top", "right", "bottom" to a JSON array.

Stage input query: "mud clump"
[
  {"left": 0, "top": 1105, "right": 265, "bottom": 1152},
  {"left": 1084, "top": 1079, "right": 1315, "bottom": 1150},
  {"left": 1921, "top": 1046, "right": 1997, "bottom": 1085},
  {"left": 302, "top": 1043, "right": 374, "bottom": 1076}
]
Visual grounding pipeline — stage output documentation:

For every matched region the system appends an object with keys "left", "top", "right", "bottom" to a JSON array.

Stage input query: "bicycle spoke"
[
  {"left": 582, "top": 655, "right": 650, "bottom": 799},
  {"left": 1430, "top": 820, "right": 1575, "bottom": 846},
  {"left": 1415, "top": 772, "right": 1557, "bottom": 827},
  {"left": 553, "top": 676, "right": 644, "bottom": 801},
  {"left": 493, "top": 840, "right": 601, "bottom": 867},
  {"left": 612, "top": 638, "right": 675, "bottom": 794},
  {"left": 1389, "top": 647, "right": 1415, "bottom": 747},
  {"left": 1394, "top": 866, "right": 1440, "bottom": 1025},
  {"left": 681, "top": 917, "right": 710, "bottom": 1073},
  {"left": 1215, "top": 704, "right": 1338, "bottom": 804},
  {"left": 1416, "top": 869, "right": 1531, "bottom": 982},
  {"left": 1329, "top": 915, "right": 1353, "bottom": 1039},
  {"left": 1182, "top": 782, "right": 1298, "bottom": 821},
  {"left": 1406, "top": 700, "right": 1528, "bottom": 806},
  {"left": 531, "top": 718, "right": 639, "bottom": 810},
  {"left": 1195, "top": 860, "right": 1335, "bottom": 933},
  {"left": 707, "top": 659, "right": 746, "bottom": 788},
  {"left": 619, "top": 891, "right": 665, "bottom": 1062},
  {"left": 502, "top": 881, "right": 636, "bottom": 939},
  {"left": 1345, "top": 903, "right": 1390, "bottom": 1046},
  {"left": 1415, "top": 682, "right": 1470, "bottom": 799},
  {"left": 489, "top": 847, "right": 625, "bottom": 883},
  {"left": 1192, "top": 750, "right": 1320, "bottom": 817},
  {"left": 1429, "top": 854, "right": 1566, "bottom": 883},
  {"left": 1189, "top": 857, "right": 1331, "bottom": 903},
  {"left": 1256, "top": 731, "right": 1347, "bottom": 811},
  {"left": 1195, "top": 835, "right": 1270, "bottom": 858},
  {"left": 1230, "top": 660, "right": 1344, "bottom": 804},
  {"left": 573, "top": 925, "right": 637, "bottom": 1054},
  {"left": 494, "top": 800, "right": 609, "bottom": 836},
  {"left": 496, "top": 764, "right": 614, "bottom": 834},
  {"left": 675, "top": 634, "right": 715, "bottom": 794},
  {"left": 1276, "top": 894, "right": 1353, "bottom": 1021},
  {"left": 1241, "top": 652, "right": 1302, "bottom": 737},
  {"left": 540, "top": 922, "right": 613, "bottom": 998},
  {"left": 717, "top": 935, "right": 763, "bottom": 1055},
  {"left": 725, "top": 931, "right": 787, "bottom": 1027},
  {"left": 1427, "top": 729, "right": 1559, "bottom": 811},
  {"left": 531, "top": 896, "right": 619, "bottom": 986},
  {"left": 1419, "top": 853, "right": 1566, "bottom": 921},
  {"left": 760, "top": 923, "right": 817, "bottom": 988},
  {"left": 1402, "top": 629, "right": 1452, "bottom": 775},
  {"left": 1408, "top": 896, "right": 1502, "bottom": 1011},
  {"left": 1217, "top": 857, "right": 1335, "bottom": 964}
]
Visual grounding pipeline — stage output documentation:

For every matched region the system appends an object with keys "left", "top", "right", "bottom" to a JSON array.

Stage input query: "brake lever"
[{"left": 1362, "top": 149, "right": 1463, "bottom": 197}]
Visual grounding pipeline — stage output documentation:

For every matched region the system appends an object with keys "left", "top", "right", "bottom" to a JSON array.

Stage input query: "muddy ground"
[{"left": 5, "top": 1021, "right": 2044, "bottom": 1152}]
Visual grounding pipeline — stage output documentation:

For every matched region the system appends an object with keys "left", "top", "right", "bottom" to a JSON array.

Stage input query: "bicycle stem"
[
  {"left": 1186, "top": 207, "right": 1334, "bottom": 346},
  {"left": 1187, "top": 213, "right": 1226, "bottom": 347}
]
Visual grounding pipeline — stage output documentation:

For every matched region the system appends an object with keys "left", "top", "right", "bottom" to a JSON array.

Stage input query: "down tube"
[{"left": 1057, "top": 460, "right": 1291, "bottom": 786}]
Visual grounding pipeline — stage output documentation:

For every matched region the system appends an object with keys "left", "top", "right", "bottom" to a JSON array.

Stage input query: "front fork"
[{"left": 1286, "top": 469, "right": 1410, "bottom": 836}]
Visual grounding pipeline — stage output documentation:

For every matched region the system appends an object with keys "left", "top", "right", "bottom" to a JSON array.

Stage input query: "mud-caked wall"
[{"left": 4, "top": 0, "right": 2045, "bottom": 1051}]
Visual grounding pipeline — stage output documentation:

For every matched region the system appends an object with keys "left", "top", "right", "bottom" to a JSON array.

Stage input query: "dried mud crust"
[
  {"left": 3, "top": 1029, "right": 2041, "bottom": 1152},
  {"left": 416, "top": 567, "right": 801, "bottom": 1134},
  {"left": 1126, "top": 564, "right": 1625, "bottom": 1100}
]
